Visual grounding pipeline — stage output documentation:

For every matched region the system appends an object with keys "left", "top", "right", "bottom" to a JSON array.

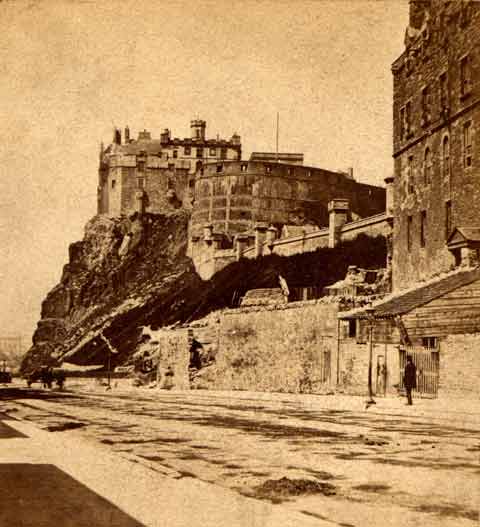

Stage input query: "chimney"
[
  {"left": 254, "top": 222, "right": 268, "bottom": 258},
  {"left": 113, "top": 128, "right": 121, "bottom": 145},
  {"left": 266, "top": 225, "right": 278, "bottom": 247},
  {"left": 384, "top": 175, "right": 394, "bottom": 218},
  {"left": 160, "top": 129, "right": 171, "bottom": 144},
  {"left": 328, "top": 199, "right": 349, "bottom": 248},
  {"left": 124, "top": 126, "right": 130, "bottom": 143},
  {"left": 235, "top": 234, "right": 249, "bottom": 261}
]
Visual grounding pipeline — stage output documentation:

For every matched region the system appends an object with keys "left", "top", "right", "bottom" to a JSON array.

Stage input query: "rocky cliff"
[
  {"left": 21, "top": 211, "right": 203, "bottom": 372},
  {"left": 21, "top": 211, "right": 388, "bottom": 374}
]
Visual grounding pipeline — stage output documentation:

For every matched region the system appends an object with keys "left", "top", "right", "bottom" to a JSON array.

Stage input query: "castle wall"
[
  {"left": 98, "top": 120, "right": 241, "bottom": 216},
  {"left": 190, "top": 161, "right": 386, "bottom": 240},
  {"left": 191, "top": 212, "right": 389, "bottom": 280},
  {"left": 108, "top": 167, "right": 123, "bottom": 216},
  {"left": 392, "top": 1, "right": 480, "bottom": 290}
]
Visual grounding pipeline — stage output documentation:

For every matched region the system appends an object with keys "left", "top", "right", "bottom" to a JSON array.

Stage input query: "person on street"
[{"left": 404, "top": 355, "right": 417, "bottom": 405}]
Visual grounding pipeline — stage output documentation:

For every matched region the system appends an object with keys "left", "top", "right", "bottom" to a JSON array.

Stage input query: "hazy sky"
[{"left": 0, "top": 0, "right": 408, "bottom": 341}]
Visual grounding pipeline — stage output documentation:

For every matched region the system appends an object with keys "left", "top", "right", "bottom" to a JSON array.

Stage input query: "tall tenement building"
[
  {"left": 97, "top": 120, "right": 241, "bottom": 216},
  {"left": 391, "top": 0, "right": 479, "bottom": 290}
]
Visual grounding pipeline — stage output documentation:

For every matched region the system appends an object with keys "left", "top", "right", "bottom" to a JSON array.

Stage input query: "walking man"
[{"left": 404, "top": 355, "right": 417, "bottom": 405}]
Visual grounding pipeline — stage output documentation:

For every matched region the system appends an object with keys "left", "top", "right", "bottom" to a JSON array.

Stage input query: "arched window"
[
  {"left": 424, "top": 147, "right": 432, "bottom": 184},
  {"left": 443, "top": 136, "right": 450, "bottom": 178}
]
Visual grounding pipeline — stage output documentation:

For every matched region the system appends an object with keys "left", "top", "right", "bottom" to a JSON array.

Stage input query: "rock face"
[
  {"left": 21, "top": 212, "right": 388, "bottom": 375},
  {"left": 21, "top": 211, "right": 203, "bottom": 372}
]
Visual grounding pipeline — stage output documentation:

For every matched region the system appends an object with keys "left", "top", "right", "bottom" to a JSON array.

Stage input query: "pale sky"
[{"left": 0, "top": 0, "right": 408, "bottom": 341}]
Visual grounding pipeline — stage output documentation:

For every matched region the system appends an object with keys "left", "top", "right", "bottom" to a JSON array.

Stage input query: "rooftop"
[{"left": 339, "top": 266, "right": 480, "bottom": 320}]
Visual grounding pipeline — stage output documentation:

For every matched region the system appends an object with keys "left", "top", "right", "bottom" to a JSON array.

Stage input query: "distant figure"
[{"left": 404, "top": 355, "right": 417, "bottom": 405}]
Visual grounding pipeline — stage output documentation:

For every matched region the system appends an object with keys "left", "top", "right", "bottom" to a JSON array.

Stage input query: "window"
[
  {"left": 407, "top": 155, "right": 414, "bottom": 194},
  {"left": 407, "top": 215, "right": 412, "bottom": 251},
  {"left": 137, "top": 161, "right": 145, "bottom": 172},
  {"left": 420, "top": 210, "right": 426, "bottom": 248},
  {"left": 168, "top": 163, "right": 175, "bottom": 170},
  {"left": 137, "top": 177, "right": 145, "bottom": 189},
  {"left": 421, "top": 86, "right": 431, "bottom": 126},
  {"left": 439, "top": 72, "right": 448, "bottom": 113},
  {"left": 195, "top": 128, "right": 200, "bottom": 139},
  {"left": 443, "top": 136, "right": 450, "bottom": 178},
  {"left": 424, "top": 147, "right": 432, "bottom": 184},
  {"left": 400, "top": 107, "right": 405, "bottom": 141},
  {"left": 220, "top": 147, "right": 227, "bottom": 160},
  {"left": 173, "top": 150, "right": 178, "bottom": 159},
  {"left": 445, "top": 200, "right": 452, "bottom": 241},
  {"left": 209, "top": 147, "right": 216, "bottom": 156},
  {"left": 241, "top": 163, "right": 247, "bottom": 172},
  {"left": 405, "top": 101, "right": 412, "bottom": 137},
  {"left": 184, "top": 146, "right": 191, "bottom": 155},
  {"left": 460, "top": 55, "right": 472, "bottom": 98},
  {"left": 464, "top": 121, "right": 473, "bottom": 168},
  {"left": 111, "top": 179, "right": 116, "bottom": 189},
  {"left": 216, "top": 164, "right": 223, "bottom": 173},
  {"left": 266, "top": 165, "right": 272, "bottom": 174},
  {"left": 348, "top": 319, "right": 357, "bottom": 338},
  {"left": 422, "top": 336, "right": 437, "bottom": 349},
  {"left": 196, "top": 147, "right": 203, "bottom": 159}
]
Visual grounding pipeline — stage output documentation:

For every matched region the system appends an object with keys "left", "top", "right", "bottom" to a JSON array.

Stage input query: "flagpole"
[{"left": 276, "top": 112, "right": 279, "bottom": 162}]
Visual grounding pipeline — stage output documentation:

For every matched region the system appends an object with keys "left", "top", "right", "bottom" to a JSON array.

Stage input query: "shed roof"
[
  {"left": 447, "top": 226, "right": 480, "bottom": 247},
  {"left": 339, "top": 267, "right": 480, "bottom": 320}
]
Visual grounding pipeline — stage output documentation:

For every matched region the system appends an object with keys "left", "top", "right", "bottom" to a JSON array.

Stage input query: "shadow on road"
[{"left": 0, "top": 463, "right": 144, "bottom": 527}]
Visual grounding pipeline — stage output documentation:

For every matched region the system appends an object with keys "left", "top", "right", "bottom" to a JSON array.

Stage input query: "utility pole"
[{"left": 366, "top": 305, "right": 376, "bottom": 405}]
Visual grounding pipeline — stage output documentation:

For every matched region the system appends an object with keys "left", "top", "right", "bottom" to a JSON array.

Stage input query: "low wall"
[
  {"left": 195, "top": 301, "right": 339, "bottom": 393},
  {"left": 339, "top": 213, "right": 389, "bottom": 241}
]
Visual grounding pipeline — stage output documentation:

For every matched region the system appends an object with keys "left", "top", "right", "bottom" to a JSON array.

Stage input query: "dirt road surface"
[{"left": 2, "top": 384, "right": 479, "bottom": 527}]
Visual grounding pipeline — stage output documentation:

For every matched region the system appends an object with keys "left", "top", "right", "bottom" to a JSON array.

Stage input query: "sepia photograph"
[{"left": 0, "top": 0, "right": 479, "bottom": 525}]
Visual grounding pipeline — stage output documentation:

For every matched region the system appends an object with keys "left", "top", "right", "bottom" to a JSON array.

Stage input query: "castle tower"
[{"left": 191, "top": 119, "right": 206, "bottom": 141}]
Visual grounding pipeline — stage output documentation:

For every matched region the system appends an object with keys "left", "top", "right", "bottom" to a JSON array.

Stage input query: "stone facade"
[
  {"left": 190, "top": 161, "right": 385, "bottom": 240},
  {"left": 392, "top": 0, "right": 480, "bottom": 290},
  {"left": 439, "top": 333, "right": 480, "bottom": 398},
  {"left": 97, "top": 120, "right": 241, "bottom": 217}
]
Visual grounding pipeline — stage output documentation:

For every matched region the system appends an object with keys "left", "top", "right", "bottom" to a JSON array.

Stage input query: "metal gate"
[{"left": 399, "top": 346, "right": 439, "bottom": 398}]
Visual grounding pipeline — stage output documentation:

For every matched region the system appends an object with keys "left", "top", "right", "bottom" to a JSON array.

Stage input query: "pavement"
[{"left": 1, "top": 385, "right": 479, "bottom": 527}]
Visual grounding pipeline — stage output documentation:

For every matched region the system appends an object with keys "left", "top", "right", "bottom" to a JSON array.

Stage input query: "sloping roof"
[
  {"left": 339, "top": 267, "right": 480, "bottom": 320},
  {"left": 447, "top": 226, "right": 480, "bottom": 245},
  {"left": 241, "top": 288, "right": 286, "bottom": 307}
]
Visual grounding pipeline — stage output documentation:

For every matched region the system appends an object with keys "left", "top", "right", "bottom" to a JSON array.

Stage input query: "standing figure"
[{"left": 404, "top": 355, "right": 417, "bottom": 405}]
